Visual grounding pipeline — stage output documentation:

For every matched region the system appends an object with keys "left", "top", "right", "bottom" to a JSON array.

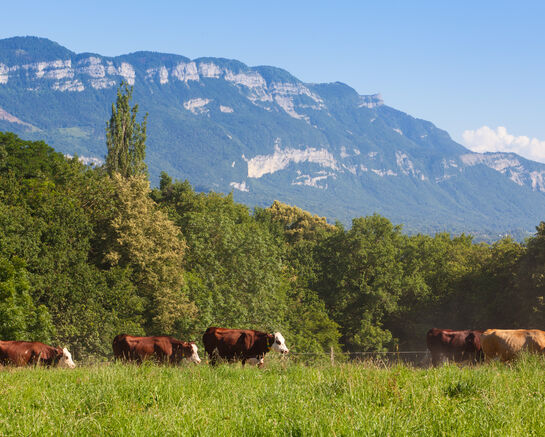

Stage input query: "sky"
[{"left": 1, "top": 0, "right": 544, "bottom": 161}]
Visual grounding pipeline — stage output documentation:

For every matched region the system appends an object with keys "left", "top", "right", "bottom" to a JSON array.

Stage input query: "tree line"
[{"left": 1, "top": 83, "right": 545, "bottom": 359}]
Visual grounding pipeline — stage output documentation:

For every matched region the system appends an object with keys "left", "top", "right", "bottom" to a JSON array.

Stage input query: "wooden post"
[{"left": 330, "top": 346, "right": 335, "bottom": 366}]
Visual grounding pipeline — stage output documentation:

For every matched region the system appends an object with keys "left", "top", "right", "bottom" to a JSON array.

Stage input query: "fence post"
[{"left": 330, "top": 346, "right": 335, "bottom": 366}]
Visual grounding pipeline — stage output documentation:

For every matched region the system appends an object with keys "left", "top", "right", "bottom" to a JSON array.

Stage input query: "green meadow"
[{"left": 1, "top": 356, "right": 545, "bottom": 436}]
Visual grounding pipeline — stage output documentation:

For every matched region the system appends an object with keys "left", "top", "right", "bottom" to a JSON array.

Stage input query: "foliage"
[
  {"left": 105, "top": 81, "right": 148, "bottom": 178},
  {"left": 255, "top": 200, "right": 341, "bottom": 353},
  {"left": 152, "top": 177, "right": 289, "bottom": 337},
  {"left": 513, "top": 222, "right": 545, "bottom": 327},
  {"left": 0, "top": 256, "right": 53, "bottom": 342},
  {"left": 0, "top": 133, "right": 144, "bottom": 356},
  {"left": 99, "top": 173, "right": 196, "bottom": 335},
  {"left": 315, "top": 215, "right": 408, "bottom": 351},
  {"left": 260, "top": 200, "right": 337, "bottom": 243}
]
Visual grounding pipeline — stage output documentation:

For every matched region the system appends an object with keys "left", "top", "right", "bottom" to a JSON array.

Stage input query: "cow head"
[
  {"left": 174, "top": 342, "right": 201, "bottom": 364},
  {"left": 271, "top": 332, "right": 289, "bottom": 354},
  {"left": 187, "top": 342, "right": 201, "bottom": 364},
  {"left": 57, "top": 347, "right": 76, "bottom": 368},
  {"left": 465, "top": 332, "right": 484, "bottom": 363}
]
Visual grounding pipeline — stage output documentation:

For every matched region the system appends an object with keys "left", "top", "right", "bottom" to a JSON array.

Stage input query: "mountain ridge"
[{"left": 1, "top": 36, "right": 544, "bottom": 240}]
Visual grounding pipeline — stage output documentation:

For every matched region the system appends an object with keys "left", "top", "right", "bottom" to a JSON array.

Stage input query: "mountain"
[{"left": 1, "top": 36, "right": 545, "bottom": 239}]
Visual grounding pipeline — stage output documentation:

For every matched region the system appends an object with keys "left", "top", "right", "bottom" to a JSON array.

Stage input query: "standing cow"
[
  {"left": 481, "top": 329, "right": 545, "bottom": 361},
  {"left": 0, "top": 341, "right": 76, "bottom": 368},
  {"left": 112, "top": 334, "right": 201, "bottom": 364},
  {"left": 426, "top": 328, "right": 484, "bottom": 366},
  {"left": 202, "top": 327, "right": 289, "bottom": 366}
]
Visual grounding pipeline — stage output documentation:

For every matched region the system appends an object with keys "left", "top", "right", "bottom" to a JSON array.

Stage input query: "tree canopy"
[{"left": 105, "top": 81, "right": 148, "bottom": 178}]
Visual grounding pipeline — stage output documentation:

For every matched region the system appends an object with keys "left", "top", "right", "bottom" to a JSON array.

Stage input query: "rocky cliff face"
[{"left": 1, "top": 36, "right": 544, "bottom": 240}]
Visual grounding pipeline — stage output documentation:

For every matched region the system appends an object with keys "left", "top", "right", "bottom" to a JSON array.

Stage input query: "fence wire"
[{"left": 285, "top": 350, "right": 431, "bottom": 367}]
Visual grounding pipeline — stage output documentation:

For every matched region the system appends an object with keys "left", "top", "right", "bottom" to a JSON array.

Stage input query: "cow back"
[
  {"left": 482, "top": 329, "right": 545, "bottom": 361},
  {"left": 112, "top": 334, "right": 178, "bottom": 362},
  {"left": 0, "top": 341, "right": 63, "bottom": 366}
]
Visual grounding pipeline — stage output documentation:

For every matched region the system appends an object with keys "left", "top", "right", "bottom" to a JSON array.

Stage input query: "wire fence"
[{"left": 285, "top": 349, "right": 432, "bottom": 367}]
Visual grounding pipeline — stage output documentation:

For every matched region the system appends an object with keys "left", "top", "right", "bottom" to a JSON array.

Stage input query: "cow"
[
  {"left": 426, "top": 328, "right": 484, "bottom": 366},
  {"left": 0, "top": 341, "right": 76, "bottom": 368},
  {"left": 481, "top": 329, "right": 545, "bottom": 362},
  {"left": 202, "top": 327, "right": 289, "bottom": 366},
  {"left": 112, "top": 334, "right": 201, "bottom": 364}
]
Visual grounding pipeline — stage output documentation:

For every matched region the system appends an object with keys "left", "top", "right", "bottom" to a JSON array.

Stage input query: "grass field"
[{"left": 1, "top": 356, "right": 545, "bottom": 436}]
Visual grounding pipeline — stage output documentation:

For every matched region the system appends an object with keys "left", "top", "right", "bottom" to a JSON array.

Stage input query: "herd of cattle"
[
  {"left": 426, "top": 328, "right": 545, "bottom": 365},
  {"left": 0, "top": 327, "right": 289, "bottom": 368},
  {"left": 1, "top": 326, "right": 544, "bottom": 368}
]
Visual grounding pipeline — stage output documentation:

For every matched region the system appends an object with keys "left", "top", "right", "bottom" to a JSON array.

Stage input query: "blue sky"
[{"left": 2, "top": 1, "right": 544, "bottom": 160}]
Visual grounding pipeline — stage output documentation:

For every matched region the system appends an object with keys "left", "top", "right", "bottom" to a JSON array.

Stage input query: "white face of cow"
[
  {"left": 188, "top": 343, "right": 201, "bottom": 364},
  {"left": 59, "top": 348, "right": 76, "bottom": 368},
  {"left": 271, "top": 332, "right": 289, "bottom": 354}
]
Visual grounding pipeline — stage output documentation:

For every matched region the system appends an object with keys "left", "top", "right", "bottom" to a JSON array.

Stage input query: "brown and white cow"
[
  {"left": 481, "top": 329, "right": 545, "bottom": 361},
  {"left": 0, "top": 341, "right": 76, "bottom": 368},
  {"left": 112, "top": 334, "right": 201, "bottom": 364},
  {"left": 202, "top": 327, "right": 289, "bottom": 366},
  {"left": 426, "top": 328, "right": 484, "bottom": 366}
]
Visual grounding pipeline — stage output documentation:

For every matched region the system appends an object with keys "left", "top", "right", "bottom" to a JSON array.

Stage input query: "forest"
[{"left": 1, "top": 84, "right": 545, "bottom": 360}]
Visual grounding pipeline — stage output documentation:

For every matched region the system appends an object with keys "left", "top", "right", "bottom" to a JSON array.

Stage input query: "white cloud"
[{"left": 462, "top": 126, "right": 545, "bottom": 163}]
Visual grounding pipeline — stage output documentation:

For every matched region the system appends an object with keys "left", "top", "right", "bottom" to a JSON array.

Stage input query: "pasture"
[{"left": 1, "top": 357, "right": 545, "bottom": 436}]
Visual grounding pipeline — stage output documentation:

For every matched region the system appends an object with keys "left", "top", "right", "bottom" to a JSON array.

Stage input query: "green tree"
[
  {"left": 100, "top": 174, "right": 196, "bottom": 334},
  {"left": 514, "top": 222, "right": 545, "bottom": 326},
  {"left": 262, "top": 200, "right": 337, "bottom": 244},
  {"left": 105, "top": 82, "right": 148, "bottom": 178},
  {"left": 386, "top": 232, "right": 488, "bottom": 349},
  {"left": 0, "top": 133, "right": 145, "bottom": 357},
  {"left": 255, "top": 201, "right": 341, "bottom": 353},
  {"left": 152, "top": 177, "right": 291, "bottom": 339},
  {"left": 315, "top": 215, "right": 408, "bottom": 351},
  {"left": 0, "top": 256, "right": 53, "bottom": 342}
]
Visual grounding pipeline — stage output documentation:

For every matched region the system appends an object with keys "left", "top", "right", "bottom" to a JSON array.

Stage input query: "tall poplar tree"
[{"left": 105, "top": 81, "right": 148, "bottom": 178}]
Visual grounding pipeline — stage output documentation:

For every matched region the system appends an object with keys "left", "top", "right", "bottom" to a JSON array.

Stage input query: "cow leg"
[
  {"left": 156, "top": 348, "right": 168, "bottom": 364},
  {"left": 208, "top": 351, "right": 218, "bottom": 366},
  {"left": 431, "top": 352, "right": 441, "bottom": 367},
  {"left": 453, "top": 351, "right": 464, "bottom": 364},
  {"left": 29, "top": 352, "right": 40, "bottom": 367},
  {"left": 205, "top": 347, "right": 218, "bottom": 365},
  {"left": 135, "top": 352, "right": 144, "bottom": 364}
]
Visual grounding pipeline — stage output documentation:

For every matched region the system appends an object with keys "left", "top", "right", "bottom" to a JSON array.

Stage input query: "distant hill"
[{"left": 1, "top": 36, "right": 545, "bottom": 240}]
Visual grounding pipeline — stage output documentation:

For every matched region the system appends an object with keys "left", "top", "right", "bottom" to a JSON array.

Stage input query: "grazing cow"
[
  {"left": 426, "top": 328, "right": 484, "bottom": 366},
  {"left": 481, "top": 329, "right": 545, "bottom": 362},
  {"left": 0, "top": 341, "right": 76, "bottom": 368},
  {"left": 202, "top": 327, "right": 289, "bottom": 365},
  {"left": 112, "top": 334, "right": 201, "bottom": 364}
]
